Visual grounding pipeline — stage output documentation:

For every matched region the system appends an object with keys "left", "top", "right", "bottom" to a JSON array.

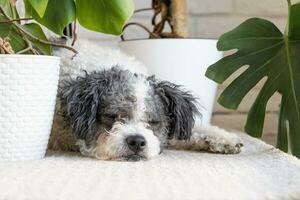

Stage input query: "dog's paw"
[{"left": 204, "top": 134, "right": 243, "bottom": 154}]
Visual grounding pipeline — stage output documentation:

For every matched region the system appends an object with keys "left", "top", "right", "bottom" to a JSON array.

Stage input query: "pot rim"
[
  {"left": 119, "top": 38, "right": 218, "bottom": 43},
  {"left": 0, "top": 54, "right": 60, "bottom": 60}
]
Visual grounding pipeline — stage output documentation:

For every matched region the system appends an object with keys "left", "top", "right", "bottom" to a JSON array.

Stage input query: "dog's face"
[{"left": 61, "top": 67, "right": 199, "bottom": 161}]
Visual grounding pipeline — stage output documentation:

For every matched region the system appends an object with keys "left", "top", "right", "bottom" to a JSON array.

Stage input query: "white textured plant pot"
[
  {"left": 119, "top": 39, "right": 221, "bottom": 125},
  {"left": 0, "top": 55, "right": 60, "bottom": 161}
]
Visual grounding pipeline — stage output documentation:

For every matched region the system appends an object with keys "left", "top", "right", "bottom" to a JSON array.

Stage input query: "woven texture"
[
  {"left": 0, "top": 55, "right": 60, "bottom": 160},
  {"left": 0, "top": 133, "right": 299, "bottom": 200}
]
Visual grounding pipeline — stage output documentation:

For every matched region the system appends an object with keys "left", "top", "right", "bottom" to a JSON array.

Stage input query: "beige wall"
[
  {"left": 77, "top": 0, "right": 291, "bottom": 145},
  {"left": 187, "top": 0, "right": 288, "bottom": 38}
]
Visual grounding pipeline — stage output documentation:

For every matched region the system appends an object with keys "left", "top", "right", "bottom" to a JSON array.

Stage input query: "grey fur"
[
  {"left": 61, "top": 67, "right": 142, "bottom": 146},
  {"left": 60, "top": 70, "right": 105, "bottom": 146},
  {"left": 149, "top": 76, "right": 200, "bottom": 140},
  {"left": 53, "top": 66, "right": 244, "bottom": 161},
  {"left": 60, "top": 67, "right": 200, "bottom": 150}
]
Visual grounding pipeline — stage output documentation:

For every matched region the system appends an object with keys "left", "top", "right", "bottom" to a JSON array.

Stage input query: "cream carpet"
[{"left": 0, "top": 133, "right": 300, "bottom": 200}]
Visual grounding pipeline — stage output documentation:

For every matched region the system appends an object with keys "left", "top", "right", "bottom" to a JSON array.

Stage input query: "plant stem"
[
  {"left": 71, "top": 21, "right": 77, "bottom": 46},
  {"left": 134, "top": 8, "right": 153, "bottom": 13},
  {"left": 170, "top": 0, "right": 188, "bottom": 37},
  {"left": 16, "top": 46, "right": 32, "bottom": 54},
  {"left": 285, "top": 0, "right": 292, "bottom": 37},
  {"left": 121, "top": 22, "right": 159, "bottom": 41},
  {"left": 14, "top": 27, "right": 39, "bottom": 55},
  {"left": 0, "top": 37, "right": 15, "bottom": 54},
  {"left": 15, "top": 23, "right": 78, "bottom": 54},
  {"left": 0, "top": 6, "right": 78, "bottom": 54},
  {"left": 0, "top": 17, "right": 33, "bottom": 23}
]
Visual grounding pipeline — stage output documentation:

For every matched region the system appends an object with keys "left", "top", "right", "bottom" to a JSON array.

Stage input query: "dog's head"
[{"left": 61, "top": 67, "right": 199, "bottom": 161}]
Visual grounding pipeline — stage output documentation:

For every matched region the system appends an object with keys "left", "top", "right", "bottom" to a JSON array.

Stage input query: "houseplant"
[
  {"left": 0, "top": 0, "right": 134, "bottom": 160},
  {"left": 119, "top": 0, "right": 221, "bottom": 125},
  {"left": 205, "top": 0, "right": 300, "bottom": 157}
]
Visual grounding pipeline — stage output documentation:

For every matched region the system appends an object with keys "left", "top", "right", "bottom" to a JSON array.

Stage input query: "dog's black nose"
[{"left": 126, "top": 135, "right": 146, "bottom": 153}]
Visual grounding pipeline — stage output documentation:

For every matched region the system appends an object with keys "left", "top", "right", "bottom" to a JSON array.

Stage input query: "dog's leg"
[{"left": 168, "top": 125, "right": 243, "bottom": 154}]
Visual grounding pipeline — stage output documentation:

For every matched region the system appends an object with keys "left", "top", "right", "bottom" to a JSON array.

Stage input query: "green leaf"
[
  {"left": 0, "top": 0, "right": 18, "bottom": 18},
  {"left": 23, "top": 0, "right": 32, "bottom": 18},
  {"left": 277, "top": 95, "right": 289, "bottom": 152},
  {"left": 0, "top": 0, "right": 12, "bottom": 17},
  {"left": 27, "top": 0, "right": 49, "bottom": 17},
  {"left": 0, "top": 16, "right": 27, "bottom": 52},
  {"left": 76, "top": 0, "right": 134, "bottom": 35},
  {"left": 22, "top": 23, "right": 51, "bottom": 55},
  {"left": 31, "top": 0, "right": 75, "bottom": 35},
  {"left": 288, "top": 3, "right": 300, "bottom": 39},
  {"left": 206, "top": 4, "right": 300, "bottom": 157}
]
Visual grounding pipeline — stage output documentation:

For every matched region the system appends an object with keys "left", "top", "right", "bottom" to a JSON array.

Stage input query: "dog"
[{"left": 48, "top": 40, "right": 243, "bottom": 161}]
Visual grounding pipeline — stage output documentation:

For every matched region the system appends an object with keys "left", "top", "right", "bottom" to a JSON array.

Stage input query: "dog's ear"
[
  {"left": 60, "top": 71, "right": 108, "bottom": 145},
  {"left": 150, "top": 77, "right": 200, "bottom": 140}
]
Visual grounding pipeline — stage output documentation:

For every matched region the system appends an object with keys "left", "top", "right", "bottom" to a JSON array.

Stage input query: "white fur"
[
  {"left": 94, "top": 122, "right": 160, "bottom": 160},
  {"left": 169, "top": 125, "right": 243, "bottom": 154},
  {"left": 132, "top": 77, "right": 150, "bottom": 121},
  {"left": 54, "top": 40, "right": 148, "bottom": 82}
]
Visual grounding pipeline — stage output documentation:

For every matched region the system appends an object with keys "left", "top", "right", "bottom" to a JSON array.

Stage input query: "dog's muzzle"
[{"left": 126, "top": 135, "right": 147, "bottom": 153}]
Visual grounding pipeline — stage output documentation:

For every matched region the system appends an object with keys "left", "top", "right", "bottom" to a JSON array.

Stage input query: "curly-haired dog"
[{"left": 49, "top": 41, "right": 243, "bottom": 161}]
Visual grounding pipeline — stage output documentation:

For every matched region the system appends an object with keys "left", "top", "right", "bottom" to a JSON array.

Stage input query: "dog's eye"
[
  {"left": 148, "top": 120, "right": 160, "bottom": 126},
  {"left": 103, "top": 114, "right": 118, "bottom": 120}
]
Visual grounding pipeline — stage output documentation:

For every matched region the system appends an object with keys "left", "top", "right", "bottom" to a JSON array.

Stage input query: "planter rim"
[
  {"left": 119, "top": 38, "right": 218, "bottom": 43},
  {"left": 0, "top": 54, "right": 60, "bottom": 60}
]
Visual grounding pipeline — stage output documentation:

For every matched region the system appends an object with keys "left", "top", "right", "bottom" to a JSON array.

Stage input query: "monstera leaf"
[
  {"left": 76, "top": 0, "right": 134, "bottom": 35},
  {"left": 206, "top": 2, "right": 300, "bottom": 157}
]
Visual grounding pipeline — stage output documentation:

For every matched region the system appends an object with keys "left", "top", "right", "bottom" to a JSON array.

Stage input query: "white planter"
[
  {"left": 119, "top": 39, "right": 221, "bottom": 125},
  {"left": 0, "top": 55, "right": 60, "bottom": 160}
]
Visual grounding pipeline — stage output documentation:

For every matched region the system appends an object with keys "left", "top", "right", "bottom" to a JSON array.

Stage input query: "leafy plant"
[
  {"left": 0, "top": 0, "right": 134, "bottom": 55},
  {"left": 206, "top": 0, "right": 300, "bottom": 157}
]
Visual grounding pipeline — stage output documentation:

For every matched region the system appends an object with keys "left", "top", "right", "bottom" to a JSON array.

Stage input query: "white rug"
[{"left": 0, "top": 133, "right": 300, "bottom": 200}]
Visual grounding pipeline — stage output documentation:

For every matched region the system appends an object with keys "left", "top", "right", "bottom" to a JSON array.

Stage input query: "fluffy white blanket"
[{"left": 0, "top": 133, "right": 299, "bottom": 200}]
